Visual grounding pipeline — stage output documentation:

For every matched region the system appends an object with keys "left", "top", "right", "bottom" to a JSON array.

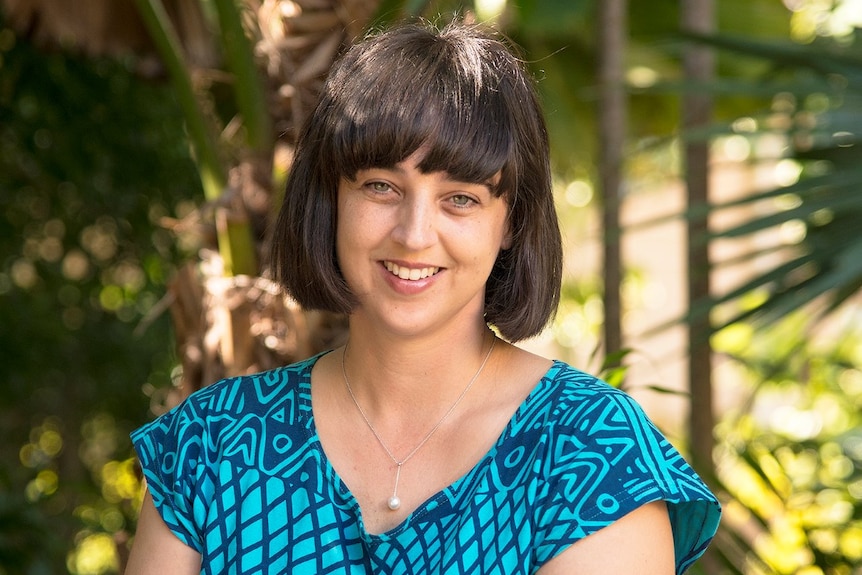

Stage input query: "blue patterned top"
[{"left": 132, "top": 354, "right": 720, "bottom": 574}]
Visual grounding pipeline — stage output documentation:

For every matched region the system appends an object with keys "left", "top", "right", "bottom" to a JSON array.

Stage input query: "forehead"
[{"left": 322, "top": 38, "right": 516, "bottom": 189}]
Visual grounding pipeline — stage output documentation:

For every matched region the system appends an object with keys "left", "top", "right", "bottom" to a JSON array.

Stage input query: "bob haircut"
[{"left": 271, "top": 20, "right": 562, "bottom": 342}]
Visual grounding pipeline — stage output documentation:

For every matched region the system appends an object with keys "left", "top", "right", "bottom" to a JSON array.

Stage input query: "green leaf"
[{"left": 211, "top": 0, "right": 272, "bottom": 153}]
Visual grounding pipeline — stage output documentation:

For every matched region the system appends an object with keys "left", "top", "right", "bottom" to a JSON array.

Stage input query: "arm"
[
  {"left": 125, "top": 489, "right": 201, "bottom": 575},
  {"left": 536, "top": 501, "right": 675, "bottom": 575}
]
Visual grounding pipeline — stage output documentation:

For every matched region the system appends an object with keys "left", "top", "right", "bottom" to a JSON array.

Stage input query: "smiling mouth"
[{"left": 384, "top": 261, "right": 441, "bottom": 281}]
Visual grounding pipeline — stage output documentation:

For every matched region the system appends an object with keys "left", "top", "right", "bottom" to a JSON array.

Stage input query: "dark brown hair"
[{"left": 270, "top": 20, "right": 562, "bottom": 342}]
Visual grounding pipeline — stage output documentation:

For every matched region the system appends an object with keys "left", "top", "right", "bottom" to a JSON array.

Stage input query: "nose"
[{"left": 391, "top": 196, "right": 436, "bottom": 250}]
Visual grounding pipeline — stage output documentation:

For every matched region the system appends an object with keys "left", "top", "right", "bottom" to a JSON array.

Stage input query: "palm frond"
[{"left": 676, "top": 32, "right": 862, "bottom": 333}]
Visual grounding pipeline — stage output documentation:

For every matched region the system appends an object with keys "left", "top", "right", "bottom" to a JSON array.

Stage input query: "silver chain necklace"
[{"left": 341, "top": 335, "right": 496, "bottom": 511}]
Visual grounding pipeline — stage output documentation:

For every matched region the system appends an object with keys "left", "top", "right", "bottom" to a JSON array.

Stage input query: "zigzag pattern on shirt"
[{"left": 132, "top": 356, "right": 720, "bottom": 575}]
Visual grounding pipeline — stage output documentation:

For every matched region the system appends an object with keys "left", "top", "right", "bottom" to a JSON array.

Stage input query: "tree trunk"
[
  {"left": 127, "top": 0, "right": 378, "bottom": 407},
  {"left": 682, "top": 0, "right": 718, "bottom": 571},
  {"left": 682, "top": 0, "right": 716, "bottom": 479},
  {"left": 598, "top": 0, "right": 627, "bottom": 363},
  {"left": 0, "top": 0, "right": 215, "bottom": 65}
]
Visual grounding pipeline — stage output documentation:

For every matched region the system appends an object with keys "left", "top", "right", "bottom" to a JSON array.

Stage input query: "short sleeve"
[
  {"left": 532, "top": 379, "right": 721, "bottom": 574},
  {"left": 131, "top": 395, "right": 212, "bottom": 552}
]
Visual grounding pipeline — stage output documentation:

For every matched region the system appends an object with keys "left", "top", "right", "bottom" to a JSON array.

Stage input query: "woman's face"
[{"left": 336, "top": 150, "right": 511, "bottom": 339}]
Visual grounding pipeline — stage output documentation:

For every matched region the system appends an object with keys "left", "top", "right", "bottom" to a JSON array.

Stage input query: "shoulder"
[
  {"left": 522, "top": 361, "right": 718, "bottom": 520},
  {"left": 499, "top": 361, "right": 673, "bottom": 505},
  {"left": 523, "top": 362, "right": 720, "bottom": 572},
  {"left": 534, "top": 361, "right": 689, "bottom": 483},
  {"left": 502, "top": 360, "right": 648, "bottom": 458},
  {"left": 132, "top": 353, "right": 323, "bottom": 444},
  {"left": 184, "top": 353, "right": 321, "bottom": 416},
  {"left": 525, "top": 360, "right": 649, "bottom": 433},
  {"left": 131, "top": 353, "right": 328, "bottom": 478}
]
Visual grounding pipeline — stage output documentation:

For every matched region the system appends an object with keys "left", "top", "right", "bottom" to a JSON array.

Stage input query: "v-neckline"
[{"left": 299, "top": 352, "right": 564, "bottom": 539}]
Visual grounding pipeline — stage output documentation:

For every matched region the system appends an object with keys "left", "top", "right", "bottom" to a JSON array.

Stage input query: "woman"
[{"left": 127, "top": 20, "right": 720, "bottom": 574}]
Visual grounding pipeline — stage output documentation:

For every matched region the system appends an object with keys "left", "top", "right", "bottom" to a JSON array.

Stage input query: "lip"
[
  {"left": 383, "top": 260, "right": 441, "bottom": 280},
  {"left": 380, "top": 260, "right": 443, "bottom": 294}
]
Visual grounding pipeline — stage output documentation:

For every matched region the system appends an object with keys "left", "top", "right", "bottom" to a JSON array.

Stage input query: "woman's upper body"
[
  {"left": 126, "top": 19, "right": 721, "bottom": 574},
  {"left": 126, "top": 350, "right": 719, "bottom": 574}
]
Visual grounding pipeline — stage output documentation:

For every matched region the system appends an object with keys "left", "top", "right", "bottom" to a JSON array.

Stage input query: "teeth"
[{"left": 384, "top": 261, "right": 440, "bottom": 280}]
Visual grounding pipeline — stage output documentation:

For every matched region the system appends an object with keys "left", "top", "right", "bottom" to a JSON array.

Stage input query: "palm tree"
[
  {"left": 1, "top": 1, "right": 380, "bottom": 570},
  {"left": 3, "top": 0, "right": 389, "bottom": 406},
  {"left": 129, "top": 0, "right": 383, "bottom": 406},
  {"left": 689, "top": 32, "right": 862, "bottom": 331},
  {"left": 678, "top": 28, "right": 862, "bottom": 575}
]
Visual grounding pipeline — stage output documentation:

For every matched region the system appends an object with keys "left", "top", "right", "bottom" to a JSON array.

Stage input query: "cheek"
[
  {"left": 334, "top": 206, "right": 354, "bottom": 270},
  {"left": 336, "top": 203, "right": 370, "bottom": 247},
  {"left": 335, "top": 202, "right": 378, "bottom": 271},
  {"left": 334, "top": 221, "right": 355, "bottom": 270}
]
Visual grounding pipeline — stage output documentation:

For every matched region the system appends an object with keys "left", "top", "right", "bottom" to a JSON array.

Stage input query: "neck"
[{"left": 340, "top": 322, "right": 495, "bottom": 414}]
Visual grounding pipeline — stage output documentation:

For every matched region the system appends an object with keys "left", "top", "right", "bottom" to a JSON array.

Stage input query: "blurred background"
[{"left": 1, "top": 0, "right": 861, "bottom": 573}]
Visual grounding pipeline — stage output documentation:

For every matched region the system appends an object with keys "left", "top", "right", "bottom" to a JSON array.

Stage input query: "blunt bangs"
[
  {"left": 271, "top": 21, "right": 562, "bottom": 342},
  {"left": 321, "top": 25, "right": 517, "bottom": 192}
]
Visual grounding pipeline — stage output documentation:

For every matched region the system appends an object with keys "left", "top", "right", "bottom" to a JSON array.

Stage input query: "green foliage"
[
  {"left": 684, "top": 31, "right": 862, "bottom": 333},
  {"left": 712, "top": 315, "right": 862, "bottom": 573},
  {"left": 513, "top": 0, "right": 593, "bottom": 37},
  {"left": 0, "top": 16, "right": 200, "bottom": 573},
  {"left": 372, "top": 0, "right": 434, "bottom": 25},
  {"left": 1, "top": 1, "right": 858, "bottom": 573},
  {"left": 133, "top": 0, "right": 259, "bottom": 277}
]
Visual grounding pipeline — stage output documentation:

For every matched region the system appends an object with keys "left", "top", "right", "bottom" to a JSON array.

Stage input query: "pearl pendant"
[{"left": 387, "top": 496, "right": 401, "bottom": 510}]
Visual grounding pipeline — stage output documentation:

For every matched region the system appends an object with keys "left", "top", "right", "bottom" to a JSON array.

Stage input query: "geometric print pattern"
[{"left": 132, "top": 355, "right": 720, "bottom": 574}]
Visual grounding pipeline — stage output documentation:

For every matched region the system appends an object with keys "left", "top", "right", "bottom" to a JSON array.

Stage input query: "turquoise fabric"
[{"left": 132, "top": 354, "right": 720, "bottom": 574}]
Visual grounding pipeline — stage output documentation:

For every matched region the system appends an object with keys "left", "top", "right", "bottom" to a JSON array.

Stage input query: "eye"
[
  {"left": 450, "top": 194, "right": 478, "bottom": 208},
  {"left": 368, "top": 181, "right": 392, "bottom": 193}
]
